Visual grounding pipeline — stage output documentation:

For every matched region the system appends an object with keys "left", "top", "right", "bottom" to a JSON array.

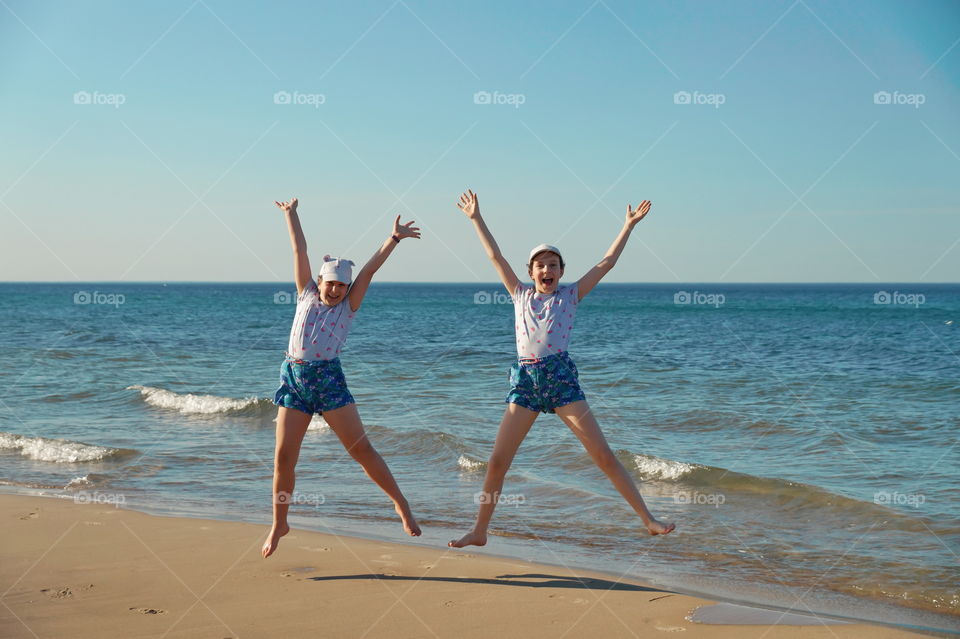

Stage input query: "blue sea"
[{"left": 1, "top": 282, "right": 957, "bottom": 633}]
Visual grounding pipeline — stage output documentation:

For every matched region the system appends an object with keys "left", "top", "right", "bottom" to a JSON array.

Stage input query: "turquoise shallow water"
[{"left": 1, "top": 282, "right": 958, "bottom": 633}]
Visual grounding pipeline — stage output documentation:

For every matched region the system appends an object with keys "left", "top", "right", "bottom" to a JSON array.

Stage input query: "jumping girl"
[
  {"left": 263, "top": 197, "right": 422, "bottom": 558},
  {"left": 448, "top": 189, "right": 675, "bottom": 549}
]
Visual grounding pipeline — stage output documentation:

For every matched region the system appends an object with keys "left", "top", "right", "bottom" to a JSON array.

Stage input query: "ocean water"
[{"left": 1, "top": 282, "right": 957, "bottom": 633}]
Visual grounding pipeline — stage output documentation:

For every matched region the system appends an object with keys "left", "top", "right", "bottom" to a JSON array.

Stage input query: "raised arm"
[
  {"left": 274, "top": 198, "right": 312, "bottom": 296},
  {"left": 577, "top": 200, "right": 651, "bottom": 301},
  {"left": 347, "top": 215, "right": 421, "bottom": 312},
  {"left": 457, "top": 189, "right": 520, "bottom": 296}
]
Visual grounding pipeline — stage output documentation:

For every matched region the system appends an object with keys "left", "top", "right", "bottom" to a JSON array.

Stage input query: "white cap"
[
  {"left": 528, "top": 244, "right": 563, "bottom": 264},
  {"left": 319, "top": 255, "right": 354, "bottom": 284}
]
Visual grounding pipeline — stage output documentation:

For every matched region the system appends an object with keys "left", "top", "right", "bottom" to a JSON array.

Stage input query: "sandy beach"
[{"left": 0, "top": 493, "right": 933, "bottom": 638}]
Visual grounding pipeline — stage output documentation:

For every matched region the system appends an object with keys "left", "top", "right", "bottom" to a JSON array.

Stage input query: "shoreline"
[{"left": 3, "top": 492, "right": 946, "bottom": 638}]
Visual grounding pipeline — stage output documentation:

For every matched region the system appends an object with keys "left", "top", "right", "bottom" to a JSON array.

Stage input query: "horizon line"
[{"left": 2, "top": 281, "right": 957, "bottom": 286}]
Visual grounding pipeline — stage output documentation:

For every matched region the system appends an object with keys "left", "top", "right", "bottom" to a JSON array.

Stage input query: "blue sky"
[{"left": 1, "top": 0, "right": 958, "bottom": 282}]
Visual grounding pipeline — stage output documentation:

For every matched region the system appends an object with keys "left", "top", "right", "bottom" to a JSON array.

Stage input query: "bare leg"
[
  {"left": 448, "top": 403, "right": 539, "bottom": 548},
  {"left": 555, "top": 400, "right": 676, "bottom": 536},
  {"left": 262, "top": 406, "right": 313, "bottom": 558},
  {"left": 322, "top": 403, "right": 421, "bottom": 537}
]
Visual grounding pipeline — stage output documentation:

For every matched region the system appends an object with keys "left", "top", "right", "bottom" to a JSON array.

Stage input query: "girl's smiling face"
[
  {"left": 318, "top": 279, "right": 347, "bottom": 306},
  {"left": 528, "top": 251, "right": 564, "bottom": 294}
]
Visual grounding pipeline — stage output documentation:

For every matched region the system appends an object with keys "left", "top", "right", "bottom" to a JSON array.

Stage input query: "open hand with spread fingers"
[
  {"left": 457, "top": 189, "right": 480, "bottom": 219},
  {"left": 393, "top": 215, "right": 421, "bottom": 240},
  {"left": 626, "top": 200, "right": 651, "bottom": 228}
]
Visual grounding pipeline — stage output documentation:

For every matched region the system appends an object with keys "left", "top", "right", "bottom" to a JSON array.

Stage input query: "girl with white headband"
[
  {"left": 449, "top": 189, "right": 675, "bottom": 549},
  {"left": 263, "top": 197, "right": 422, "bottom": 558}
]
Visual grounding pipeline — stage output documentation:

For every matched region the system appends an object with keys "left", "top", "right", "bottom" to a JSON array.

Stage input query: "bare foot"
[
  {"left": 647, "top": 519, "right": 676, "bottom": 536},
  {"left": 448, "top": 530, "right": 486, "bottom": 548},
  {"left": 395, "top": 502, "right": 421, "bottom": 537},
  {"left": 261, "top": 522, "right": 289, "bottom": 558}
]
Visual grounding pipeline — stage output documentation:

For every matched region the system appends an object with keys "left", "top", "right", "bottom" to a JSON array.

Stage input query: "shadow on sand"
[{"left": 308, "top": 572, "right": 671, "bottom": 594}]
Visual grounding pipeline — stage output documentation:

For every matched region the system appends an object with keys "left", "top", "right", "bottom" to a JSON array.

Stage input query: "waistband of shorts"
[
  {"left": 517, "top": 351, "right": 570, "bottom": 365},
  {"left": 284, "top": 353, "right": 342, "bottom": 366}
]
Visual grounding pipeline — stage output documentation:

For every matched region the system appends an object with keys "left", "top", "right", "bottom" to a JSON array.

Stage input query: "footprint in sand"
[
  {"left": 41, "top": 584, "right": 92, "bottom": 599},
  {"left": 129, "top": 607, "right": 166, "bottom": 615}
]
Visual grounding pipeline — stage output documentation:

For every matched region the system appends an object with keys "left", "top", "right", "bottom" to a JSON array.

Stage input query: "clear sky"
[{"left": 1, "top": 0, "right": 958, "bottom": 283}]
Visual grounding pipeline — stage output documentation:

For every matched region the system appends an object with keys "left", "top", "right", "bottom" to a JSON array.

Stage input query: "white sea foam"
[
  {"left": 307, "top": 415, "right": 330, "bottom": 432},
  {"left": 633, "top": 453, "right": 699, "bottom": 480},
  {"left": 128, "top": 385, "right": 265, "bottom": 415},
  {"left": 457, "top": 454, "right": 486, "bottom": 472},
  {"left": 0, "top": 432, "right": 125, "bottom": 463},
  {"left": 64, "top": 475, "right": 92, "bottom": 488},
  {"left": 270, "top": 414, "right": 330, "bottom": 432}
]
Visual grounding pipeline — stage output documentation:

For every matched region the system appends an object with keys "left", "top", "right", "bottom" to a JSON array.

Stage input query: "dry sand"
[{"left": 1, "top": 494, "right": 930, "bottom": 638}]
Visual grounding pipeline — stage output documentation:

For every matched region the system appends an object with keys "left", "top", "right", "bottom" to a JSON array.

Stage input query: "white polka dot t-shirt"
[
  {"left": 286, "top": 279, "right": 356, "bottom": 361},
  {"left": 511, "top": 282, "right": 579, "bottom": 359}
]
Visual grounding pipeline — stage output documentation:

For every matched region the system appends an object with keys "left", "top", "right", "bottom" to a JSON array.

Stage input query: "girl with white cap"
[
  {"left": 449, "top": 189, "right": 675, "bottom": 548},
  {"left": 263, "top": 197, "right": 422, "bottom": 558}
]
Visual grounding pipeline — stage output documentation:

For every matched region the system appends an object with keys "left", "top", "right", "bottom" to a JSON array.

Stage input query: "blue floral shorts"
[
  {"left": 506, "top": 351, "right": 586, "bottom": 414},
  {"left": 273, "top": 357, "right": 355, "bottom": 416}
]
